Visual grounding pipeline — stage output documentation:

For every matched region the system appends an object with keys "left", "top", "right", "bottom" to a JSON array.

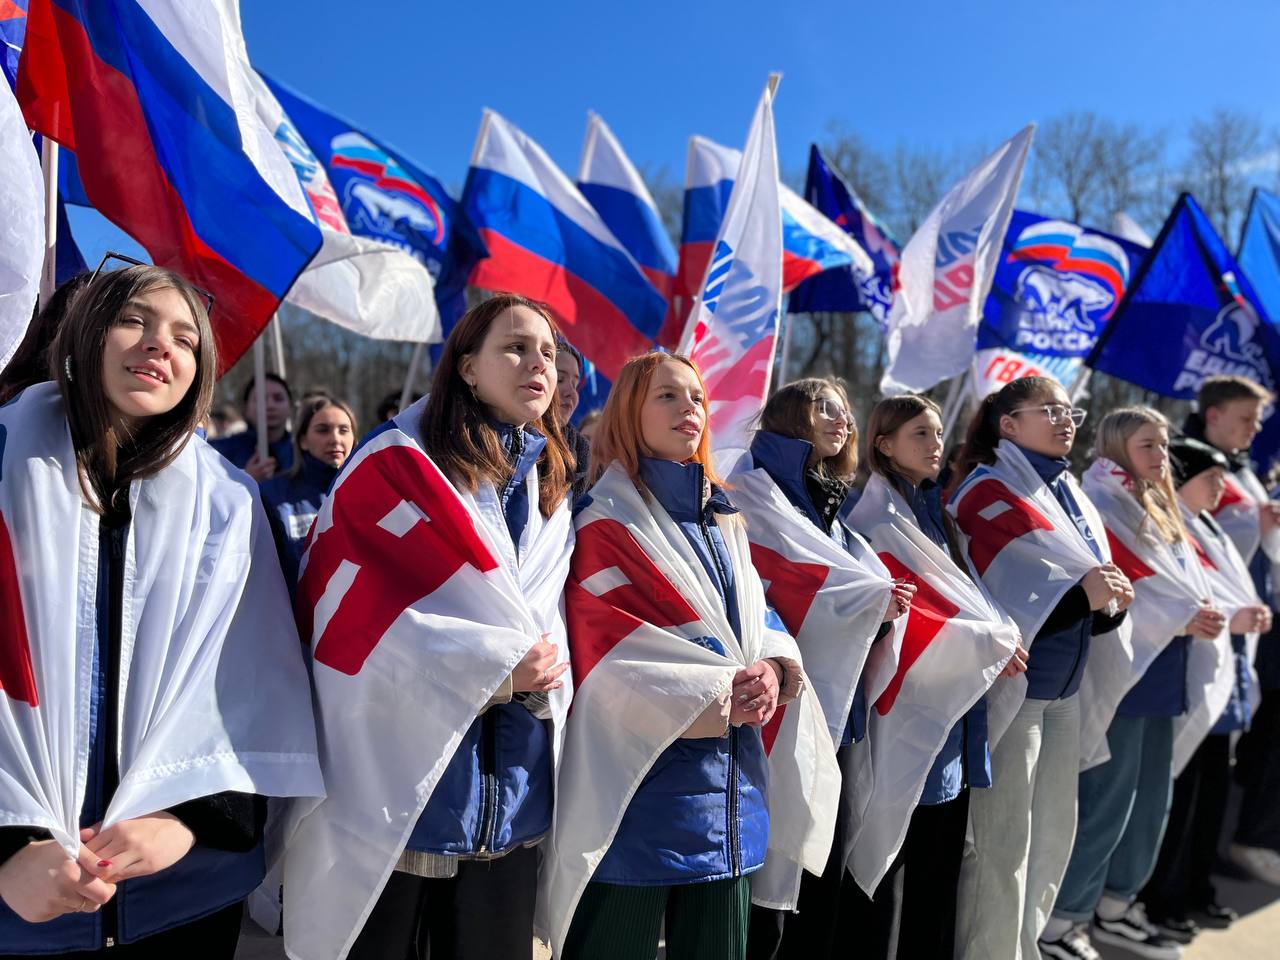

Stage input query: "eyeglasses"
[
  {"left": 1009, "top": 403, "right": 1087, "bottom": 427},
  {"left": 90, "top": 251, "right": 216, "bottom": 316},
  {"left": 813, "top": 398, "right": 854, "bottom": 426}
]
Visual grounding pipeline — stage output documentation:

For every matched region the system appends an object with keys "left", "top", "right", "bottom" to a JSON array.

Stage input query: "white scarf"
[{"left": 0, "top": 383, "right": 321, "bottom": 856}]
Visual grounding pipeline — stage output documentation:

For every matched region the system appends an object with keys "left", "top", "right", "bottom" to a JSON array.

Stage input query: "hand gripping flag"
[
  {"left": 0, "top": 383, "right": 322, "bottom": 857},
  {"left": 1077, "top": 459, "right": 1210, "bottom": 768},
  {"left": 678, "top": 80, "right": 784, "bottom": 473},
  {"left": 263, "top": 73, "right": 486, "bottom": 334},
  {"left": 463, "top": 109, "right": 665, "bottom": 380},
  {"left": 1086, "top": 193, "right": 1280, "bottom": 471},
  {"left": 845, "top": 473, "right": 1019, "bottom": 894},
  {"left": 0, "top": 77, "right": 41, "bottom": 370},
  {"left": 788, "top": 144, "right": 901, "bottom": 327},
  {"left": 973, "top": 210, "right": 1147, "bottom": 398},
  {"left": 1175, "top": 503, "right": 1263, "bottom": 773},
  {"left": 539, "top": 463, "right": 838, "bottom": 951},
  {"left": 881, "top": 125, "right": 1033, "bottom": 395},
  {"left": 947, "top": 439, "right": 1119, "bottom": 748},
  {"left": 17, "top": 0, "right": 323, "bottom": 372},
  {"left": 281, "top": 399, "right": 573, "bottom": 960}
]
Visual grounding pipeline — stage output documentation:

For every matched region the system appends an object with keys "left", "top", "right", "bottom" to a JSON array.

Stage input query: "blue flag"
[
  {"left": 0, "top": 1, "right": 24, "bottom": 90},
  {"left": 261, "top": 75, "right": 486, "bottom": 332},
  {"left": 1087, "top": 193, "right": 1280, "bottom": 466},
  {"left": 787, "top": 145, "right": 900, "bottom": 325},
  {"left": 1238, "top": 189, "right": 1280, "bottom": 328},
  {"left": 973, "top": 210, "right": 1147, "bottom": 392}
]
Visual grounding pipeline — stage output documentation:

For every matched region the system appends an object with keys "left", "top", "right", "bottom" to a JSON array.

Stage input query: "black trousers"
[
  {"left": 747, "top": 747, "right": 853, "bottom": 960},
  {"left": 842, "top": 788, "right": 970, "bottom": 960},
  {"left": 346, "top": 844, "right": 538, "bottom": 960},
  {"left": 1141, "top": 733, "right": 1231, "bottom": 919},
  {"left": 1235, "top": 690, "right": 1280, "bottom": 851},
  {"left": 11, "top": 902, "right": 243, "bottom": 959}
]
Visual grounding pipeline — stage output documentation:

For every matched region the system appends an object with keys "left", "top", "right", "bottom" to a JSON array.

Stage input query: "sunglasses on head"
[{"left": 89, "top": 252, "right": 215, "bottom": 317}]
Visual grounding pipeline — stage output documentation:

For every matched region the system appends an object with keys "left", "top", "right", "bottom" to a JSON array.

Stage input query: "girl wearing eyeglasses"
[{"left": 949, "top": 376, "right": 1133, "bottom": 960}]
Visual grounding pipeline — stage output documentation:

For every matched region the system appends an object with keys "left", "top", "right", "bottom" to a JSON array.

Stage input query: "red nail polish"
[{"left": 97, "top": 860, "right": 111, "bottom": 869}]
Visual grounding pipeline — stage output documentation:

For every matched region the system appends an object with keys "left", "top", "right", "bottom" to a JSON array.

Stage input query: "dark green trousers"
[{"left": 563, "top": 875, "right": 751, "bottom": 959}]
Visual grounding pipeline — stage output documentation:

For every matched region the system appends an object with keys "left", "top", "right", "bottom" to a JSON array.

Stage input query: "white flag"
[
  {"left": 881, "top": 125, "right": 1034, "bottom": 394},
  {"left": 0, "top": 81, "right": 43, "bottom": 370},
  {"left": 679, "top": 79, "right": 783, "bottom": 473},
  {"left": 1111, "top": 211, "right": 1153, "bottom": 247}
]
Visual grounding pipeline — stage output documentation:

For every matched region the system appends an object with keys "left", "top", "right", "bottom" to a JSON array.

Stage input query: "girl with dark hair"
[
  {"left": 0, "top": 270, "right": 92, "bottom": 406},
  {"left": 553, "top": 336, "right": 591, "bottom": 497},
  {"left": 0, "top": 265, "right": 320, "bottom": 957},
  {"left": 947, "top": 376, "right": 1132, "bottom": 960},
  {"left": 259, "top": 395, "right": 357, "bottom": 596},
  {"left": 543, "top": 353, "right": 831, "bottom": 960},
  {"left": 306, "top": 292, "right": 576, "bottom": 960},
  {"left": 845, "top": 394, "right": 1026, "bottom": 960},
  {"left": 210, "top": 371, "right": 294, "bottom": 480},
  {"left": 733, "top": 378, "right": 914, "bottom": 958}
]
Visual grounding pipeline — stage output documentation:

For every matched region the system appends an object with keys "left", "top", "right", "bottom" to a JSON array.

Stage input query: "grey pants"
[{"left": 955, "top": 694, "right": 1081, "bottom": 960}]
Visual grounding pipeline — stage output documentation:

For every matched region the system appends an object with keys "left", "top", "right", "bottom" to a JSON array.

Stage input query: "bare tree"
[
  {"left": 891, "top": 143, "right": 950, "bottom": 236},
  {"left": 1185, "top": 108, "right": 1264, "bottom": 241},
  {"left": 1028, "top": 111, "right": 1107, "bottom": 223},
  {"left": 817, "top": 121, "right": 894, "bottom": 214},
  {"left": 1095, "top": 122, "right": 1167, "bottom": 227}
]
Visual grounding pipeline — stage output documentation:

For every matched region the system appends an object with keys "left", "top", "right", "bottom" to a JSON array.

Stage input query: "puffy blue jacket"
[
  {"left": 0, "top": 518, "right": 264, "bottom": 954},
  {"left": 209, "top": 427, "right": 294, "bottom": 473},
  {"left": 260, "top": 453, "right": 338, "bottom": 597},
  {"left": 1117, "top": 636, "right": 1192, "bottom": 718},
  {"left": 591, "top": 457, "right": 774, "bottom": 885},
  {"left": 406, "top": 422, "right": 555, "bottom": 857},
  {"left": 885, "top": 471, "right": 991, "bottom": 803}
]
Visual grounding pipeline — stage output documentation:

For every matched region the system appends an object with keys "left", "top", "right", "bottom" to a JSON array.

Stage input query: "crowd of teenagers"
[{"left": 0, "top": 261, "right": 1278, "bottom": 960}]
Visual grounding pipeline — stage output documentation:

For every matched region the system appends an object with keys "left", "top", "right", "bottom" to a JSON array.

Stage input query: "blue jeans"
[{"left": 1052, "top": 714, "right": 1175, "bottom": 922}]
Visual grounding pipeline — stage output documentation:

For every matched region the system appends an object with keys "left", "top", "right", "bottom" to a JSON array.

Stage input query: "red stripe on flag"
[
  {"left": 761, "top": 703, "right": 785, "bottom": 754},
  {"left": 1105, "top": 529, "right": 1156, "bottom": 581},
  {"left": 1187, "top": 533, "right": 1218, "bottom": 572},
  {"left": 953, "top": 478, "right": 1055, "bottom": 576},
  {"left": 873, "top": 553, "right": 961, "bottom": 716},
  {"left": 0, "top": 511, "right": 37, "bottom": 707},
  {"left": 567, "top": 518, "right": 701, "bottom": 683},
  {"left": 1213, "top": 477, "right": 1249, "bottom": 513},
  {"left": 298, "top": 442, "right": 500, "bottom": 676},
  {"left": 470, "top": 229, "right": 654, "bottom": 381},
  {"left": 748, "top": 542, "right": 829, "bottom": 637}
]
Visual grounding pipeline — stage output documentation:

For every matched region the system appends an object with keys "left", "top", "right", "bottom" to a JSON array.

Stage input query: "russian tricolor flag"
[
  {"left": 677, "top": 135, "right": 873, "bottom": 311},
  {"left": 17, "top": 1, "right": 323, "bottom": 371},
  {"left": 463, "top": 109, "right": 665, "bottom": 380}
]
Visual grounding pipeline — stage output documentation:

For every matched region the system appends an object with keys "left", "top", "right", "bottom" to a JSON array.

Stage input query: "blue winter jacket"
[
  {"left": 405, "top": 422, "right": 555, "bottom": 857},
  {"left": 209, "top": 427, "right": 294, "bottom": 473},
  {"left": 260, "top": 453, "right": 338, "bottom": 597},
  {"left": 886, "top": 471, "right": 991, "bottom": 804},
  {"left": 0, "top": 519, "right": 264, "bottom": 954},
  {"left": 591, "top": 457, "right": 776, "bottom": 885}
]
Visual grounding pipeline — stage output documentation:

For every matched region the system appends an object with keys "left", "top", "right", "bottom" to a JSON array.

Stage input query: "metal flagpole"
[
  {"left": 38, "top": 139, "right": 59, "bottom": 310},
  {"left": 1068, "top": 366, "right": 1093, "bottom": 404},
  {"left": 253, "top": 336, "right": 268, "bottom": 462},
  {"left": 940, "top": 367, "right": 972, "bottom": 439},
  {"left": 399, "top": 342, "right": 425, "bottom": 413},
  {"left": 270, "top": 314, "right": 287, "bottom": 379}
]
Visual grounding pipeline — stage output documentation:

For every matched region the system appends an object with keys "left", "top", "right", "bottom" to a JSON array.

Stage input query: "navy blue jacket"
[
  {"left": 590, "top": 457, "right": 773, "bottom": 885},
  {"left": 406, "top": 422, "right": 555, "bottom": 857},
  {"left": 1015, "top": 447, "right": 1127, "bottom": 701},
  {"left": 748, "top": 432, "right": 887, "bottom": 745},
  {"left": 0, "top": 518, "right": 264, "bottom": 954},
  {"left": 209, "top": 428, "right": 294, "bottom": 473},
  {"left": 260, "top": 453, "right": 338, "bottom": 597},
  {"left": 886, "top": 471, "right": 991, "bottom": 804},
  {"left": 1119, "top": 540, "right": 1193, "bottom": 718}
]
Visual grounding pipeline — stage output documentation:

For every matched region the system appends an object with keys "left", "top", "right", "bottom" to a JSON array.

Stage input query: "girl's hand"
[
  {"left": 1229, "top": 605, "right": 1272, "bottom": 634},
  {"left": 1184, "top": 605, "right": 1227, "bottom": 641},
  {"left": 0, "top": 839, "right": 116, "bottom": 923},
  {"left": 883, "top": 579, "right": 916, "bottom": 622},
  {"left": 729, "top": 660, "right": 780, "bottom": 727},
  {"left": 1000, "top": 643, "right": 1030, "bottom": 678},
  {"left": 512, "top": 636, "right": 569, "bottom": 693},
  {"left": 243, "top": 451, "right": 277, "bottom": 482},
  {"left": 81, "top": 813, "right": 195, "bottom": 883}
]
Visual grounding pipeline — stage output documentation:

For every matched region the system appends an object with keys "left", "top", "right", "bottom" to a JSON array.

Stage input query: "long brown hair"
[
  {"left": 757, "top": 377, "right": 859, "bottom": 479},
  {"left": 864, "top": 394, "right": 941, "bottom": 480},
  {"left": 589, "top": 352, "right": 723, "bottom": 488},
  {"left": 0, "top": 271, "right": 92, "bottom": 405},
  {"left": 290, "top": 395, "right": 357, "bottom": 478},
  {"left": 419, "top": 294, "right": 572, "bottom": 516},
  {"left": 1095, "top": 406, "right": 1185, "bottom": 544},
  {"left": 950, "top": 376, "right": 1062, "bottom": 494},
  {"left": 48, "top": 265, "right": 216, "bottom": 515}
]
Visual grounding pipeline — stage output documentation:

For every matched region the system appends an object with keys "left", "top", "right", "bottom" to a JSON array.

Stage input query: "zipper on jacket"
[
  {"left": 476, "top": 711, "right": 499, "bottom": 853},
  {"left": 728, "top": 726, "right": 741, "bottom": 877},
  {"left": 699, "top": 516, "right": 732, "bottom": 606},
  {"left": 102, "top": 522, "right": 128, "bottom": 949},
  {"left": 1057, "top": 618, "right": 1088, "bottom": 700}
]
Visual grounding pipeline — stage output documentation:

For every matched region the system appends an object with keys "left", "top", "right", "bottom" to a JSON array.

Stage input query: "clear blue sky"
[{"left": 71, "top": 0, "right": 1280, "bottom": 261}]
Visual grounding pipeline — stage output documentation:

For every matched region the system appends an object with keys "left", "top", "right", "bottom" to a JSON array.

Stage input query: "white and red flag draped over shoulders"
[
  {"left": 0, "top": 383, "right": 322, "bottom": 857},
  {"left": 539, "top": 464, "right": 838, "bottom": 953},
  {"left": 845, "top": 474, "right": 1019, "bottom": 894},
  {"left": 880, "top": 125, "right": 1033, "bottom": 395},
  {"left": 280, "top": 399, "right": 573, "bottom": 960},
  {"left": 1176, "top": 503, "right": 1262, "bottom": 773},
  {"left": 678, "top": 78, "right": 783, "bottom": 474},
  {"left": 1211, "top": 465, "right": 1280, "bottom": 565},
  {"left": 1077, "top": 460, "right": 1210, "bottom": 768},
  {"left": 947, "top": 440, "right": 1120, "bottom": 749}
]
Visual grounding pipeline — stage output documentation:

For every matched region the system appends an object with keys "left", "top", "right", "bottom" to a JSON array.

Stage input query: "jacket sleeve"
[
  {"left": 0, "top": 827, "right": 51, "bottom": 869},
  {"left": 763, "top": 604, "right": 805, "bottom": 704},
  {"left": 1037, "top": 583, "right": 1092, "bottom": 636},
  {"left": 682, "top": 690, "right": 732, "bottom": 739},
  {"left": 167, "top": 792, "right": 266, "bottom": 853}
]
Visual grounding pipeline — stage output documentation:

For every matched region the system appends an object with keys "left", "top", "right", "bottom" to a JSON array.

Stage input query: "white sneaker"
[
  {"left": 1092, "top": 903, "right": 1183, "bottom": 959},
  {"left": 1039, "top": 925, "right": 1102, "bottom": 960},
  {"left": 1230, "top": 842, "right": 1280, "bottom": 885}
]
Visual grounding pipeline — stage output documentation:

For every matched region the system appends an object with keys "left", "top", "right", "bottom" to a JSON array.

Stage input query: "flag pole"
[
  {"left": 940, "top": 368, "right": 971, "bottom": 439},
  {"left": 38, "top": 138, "right": 59, "bottom": 310},
  {"left": 253, "top": 336, "right": 268, "bottom": 462},
  {"left": 270, "top": 314, "right": 287, "bottom": 379},
  {"left": 399, "top": 342, "right": 425, "bottom": 412},
  {"left": 1068, "top": 366, "right": 1093, "bottom": 404}
]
